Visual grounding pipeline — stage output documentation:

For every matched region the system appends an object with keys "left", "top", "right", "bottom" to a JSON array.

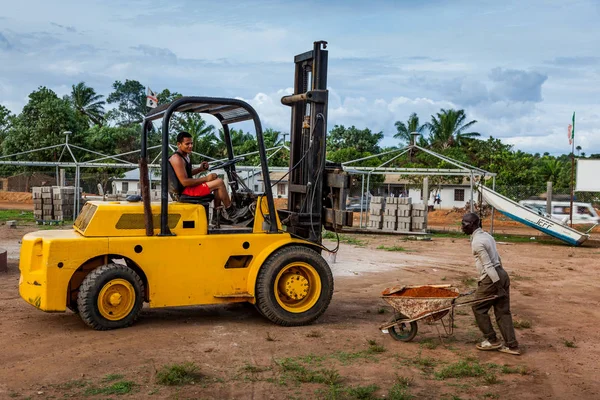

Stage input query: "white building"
[{"left": 112, "top": 169, "right": 161, "bottom": 195}]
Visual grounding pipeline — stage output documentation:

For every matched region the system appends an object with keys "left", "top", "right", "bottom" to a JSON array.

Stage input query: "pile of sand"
[{"left": 0, "top": 192, "right": 33, "bottom": 204}]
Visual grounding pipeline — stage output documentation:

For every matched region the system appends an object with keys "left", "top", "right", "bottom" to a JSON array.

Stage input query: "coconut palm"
[
  {"left": 70, "top": 82, "right": 105, "bottom": 126},
  {"left": 394, "top": 112, "right": 427, "bottom": 146},
  {"left": 426, "top": 109, "right": 480, "bottom": 150},
  {"left": 538, "top": 158, "right": 565, "bottom": 184}
]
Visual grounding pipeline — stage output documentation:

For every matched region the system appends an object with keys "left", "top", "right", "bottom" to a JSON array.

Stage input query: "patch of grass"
[
  {"left": 435, "top": 359, "right": 485, "bottom": 380},
  {"left": 388, "top": 383, "right": 414, "bottom": 400},
  {"left": 394, "top": 375, "right": 413, "bottom": 387},
  {"left": 84, "top": 380, "right": 137, "bottom": 396},
  {"left": 277, "top": 358, "right": 342, "bottom": 385},
  {"left": 401, "top": 352, "right": 438, "bottom": 373},
  {"left": 501, "top": 365, "right": 529, "bottom": 375},
  {"left": 432, "top": 232, "right": 465, "bottom": 239},
  {"left": 55, "top": 379, "right": 88, "bottom": 390},
  {"left": 102, "top": 373, "right": 124, "bottom": 382},
  {"left": 0, "top": 210, "right": 34, "bottom": 222},
  {"left": 483, "top": 393, "right": 500, "bottom": 399},
  {"left": 377, "top": 307, "right": 387, "bottom": 314},
  {"left": 441, "top": 276, "right": 447, "bottom": 281},
  {"left": 564, "top": 338, "right": 577, "bottom": 348},
  {"left": 461, "top": 277, "right": 477, "bottom": 287},
  {"left": 241, "top": 363, "right": 271, "bottom": 373},
  {"left": 331, "top": 350, "right": 374, "bottom": 365},
  {"left": 306, "top": 330, "right": 322, "bottom": 338},
  {"left": 155, "top": 362, "right": 202, "bottom": 386},
  {"left": 376, "top": 245, "right": 407, "bottom": 252},
  {"left": 296, "top": 353, "right": 326, "bottom": 365},
  {"left": 513, "top": 319, "right": 532, "bottom": 329},
  {"left": 346, "top": 384, "right": 380, "bottom": 400},
  {"left": 483, "top": 373, "right": 500, "bottom": 385},
  {"left": 367, "top": 340, "right": 386, "bottom": 354},
  {"left": 322, "top": 230, "right": 337, "bottom": 239},
  {"left": 419, "top": 338, "right": 439, "bottom": 350},
  {"left": 338, "top": 234, "right": 365, "bottom": 246}
]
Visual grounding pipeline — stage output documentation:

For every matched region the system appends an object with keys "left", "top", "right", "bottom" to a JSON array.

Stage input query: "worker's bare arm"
[{"left": 170, "top": 156, "right": 211, "bottom": 187}]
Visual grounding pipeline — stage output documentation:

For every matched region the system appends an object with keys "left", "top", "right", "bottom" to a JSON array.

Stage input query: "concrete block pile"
[
  {"left": 32, "top": 186, "right": 80, "bottom": 221},
  {"left": 368, "top": 196, "right": 384, "bottom": 229},
  {"left": 366, "top": 196, "right": 427, "bottom": 232},
  {"left": 411, "top": 203, "right": 427, "bottom": 231}
]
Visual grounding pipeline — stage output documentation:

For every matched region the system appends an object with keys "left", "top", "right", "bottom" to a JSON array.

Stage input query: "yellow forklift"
[{"left": 18, "top": 41, "right": 353, "bottom": 330}]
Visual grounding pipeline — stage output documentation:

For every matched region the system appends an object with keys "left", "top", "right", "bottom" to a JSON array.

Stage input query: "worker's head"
[
  {"left": 176, "top": 131, "right": 193, "bottom": 154},
  {"left": 461, "top": 212, "right": 481, "bottom": 235}
]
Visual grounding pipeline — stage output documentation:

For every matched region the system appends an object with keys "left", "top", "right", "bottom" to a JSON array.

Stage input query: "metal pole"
[
  {"left": 490, "top": 177, "right": 496, "bottom": 234},
  {"left": 570, "top": 151, "right": 575, "bottom": 227},
  {"left": 360, "top": 173, "right": 365, "bottom": 228},
  {"left": 546, "top": 181, "right": 553, "bottom": 215},
  {"left": 470, "top": 171, "right": 474, "bottom": 212},
  {"left": 366, "top": 172, "right": 372, "bottom": 229},
  {"left": 422, "top": 177, "right": 429, "bottom": 232}
]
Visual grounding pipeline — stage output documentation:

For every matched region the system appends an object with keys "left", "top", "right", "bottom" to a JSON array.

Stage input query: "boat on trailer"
[{"left": 478, "top": 185, "right": 590, "bottom": 246}]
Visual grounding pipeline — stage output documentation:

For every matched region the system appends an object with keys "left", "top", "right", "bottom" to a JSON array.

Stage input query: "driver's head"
[
  {"left": 176, "top": 131, "right": 193, "bottom": 154},
  {"left": 461, "top": 212, "right": 481, "bottom": 235}
]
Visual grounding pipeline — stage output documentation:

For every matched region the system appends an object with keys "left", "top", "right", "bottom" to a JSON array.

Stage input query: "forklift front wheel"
[
  {"left": 256, "top": 246, "right": 333, "bottom": 326},
  {"left": 77, "top": 263, "right": 145, "bottom": 330}
]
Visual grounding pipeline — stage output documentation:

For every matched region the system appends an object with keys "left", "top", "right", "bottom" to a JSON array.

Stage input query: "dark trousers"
[{"left": 472, "top": 268, "right": 518, "bottom": 348}]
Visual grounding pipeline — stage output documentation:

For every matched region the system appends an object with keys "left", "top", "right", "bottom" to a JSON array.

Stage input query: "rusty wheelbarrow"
[{"left": 378, "top": 284, "right": 496, "bottom": 342}]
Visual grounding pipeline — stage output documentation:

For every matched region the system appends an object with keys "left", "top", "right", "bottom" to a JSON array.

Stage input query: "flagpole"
[{"left": 569, "top": 112, "right": 575, "bottom": 228}]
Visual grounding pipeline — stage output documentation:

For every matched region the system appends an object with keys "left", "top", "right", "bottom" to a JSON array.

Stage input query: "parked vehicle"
[
  {"left": 346, "top": 196, "right": 370, "bottom": 212},
  {"left": 518, "top": 199, "right": 600, "bottom": 225}
]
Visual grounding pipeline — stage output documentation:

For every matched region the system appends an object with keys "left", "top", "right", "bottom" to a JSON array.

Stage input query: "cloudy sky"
[{"left": 1, "top": 0, "right": 599, "bottom": 155}]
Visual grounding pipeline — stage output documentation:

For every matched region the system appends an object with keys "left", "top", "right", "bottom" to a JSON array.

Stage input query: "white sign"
[{"left": 575, "top": 159, "right": 600, "bottom": 192}]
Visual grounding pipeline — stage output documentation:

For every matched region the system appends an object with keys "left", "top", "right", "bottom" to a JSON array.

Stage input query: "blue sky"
[{"left": 1, "top": 0, "right": 599, "bottom": 155}]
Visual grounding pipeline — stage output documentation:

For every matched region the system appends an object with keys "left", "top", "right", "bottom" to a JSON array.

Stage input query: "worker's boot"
[{"left": 224, "top": 205, "right": 249, "bottom": 223}]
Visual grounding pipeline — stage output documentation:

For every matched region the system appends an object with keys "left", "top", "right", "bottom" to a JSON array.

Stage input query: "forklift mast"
[{"left": 280, "top": 41, "right": 352, "bottom": 243}]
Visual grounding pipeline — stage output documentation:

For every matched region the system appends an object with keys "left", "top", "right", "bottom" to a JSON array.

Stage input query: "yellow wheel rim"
[
  {"left": 274, "top": 262, "right": 321, "bottom": 313},
  {"left": 97, "top": 279, "right": 136, "bottom": 321}
]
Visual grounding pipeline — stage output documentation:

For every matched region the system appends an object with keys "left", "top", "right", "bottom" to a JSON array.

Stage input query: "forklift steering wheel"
[{"left": 210, "top": 156, "right": 244, "bottom": 171}]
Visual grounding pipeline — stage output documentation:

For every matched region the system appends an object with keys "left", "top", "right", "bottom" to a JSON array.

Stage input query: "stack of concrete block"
[
  {"left": 32, "top": 187, "right": 48, "bottom": 221},
  {"left": 383, "top": 196, "right": 398, "bottom": 231},
  {"left": 52, "top": 186, "right": 77, "bottom": 221},
  {"left": 411, "top": 203, "right": 427, "bottom": 231},
  {"left": 396, "top": 197, "right": 413, "bottom": 232},
  {"left": 368, "top": 196, "right": 384, "bottom": 229}
]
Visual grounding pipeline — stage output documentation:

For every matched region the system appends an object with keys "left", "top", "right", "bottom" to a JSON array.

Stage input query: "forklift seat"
[{"left": 177, "top": 193, "right": 215, "bottom": 205}]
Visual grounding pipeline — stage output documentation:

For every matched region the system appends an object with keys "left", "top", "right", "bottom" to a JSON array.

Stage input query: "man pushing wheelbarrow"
[{"left": 380, "top": 213, "right": 520, "bottom": 356}]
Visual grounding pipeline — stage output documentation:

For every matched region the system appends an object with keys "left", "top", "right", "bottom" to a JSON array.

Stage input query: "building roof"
[{"left": 114, "top": 168, "right": 161, "bottom": 181}]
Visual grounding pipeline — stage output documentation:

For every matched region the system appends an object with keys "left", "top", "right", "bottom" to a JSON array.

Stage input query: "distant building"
[
  {"left": 0, "top": 172, "right": 56, "bottom": 192},
  {"left": 111, "top": 169, "right": 161, "bottom": 194}
]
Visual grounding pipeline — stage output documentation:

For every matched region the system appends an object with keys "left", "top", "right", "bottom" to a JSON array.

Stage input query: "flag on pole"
[
  {"left": 146, "top": 87, "right": 158, "bottom": 108},
  {"left": 568, "top": 112, "right": 575, "bottom": 145}
]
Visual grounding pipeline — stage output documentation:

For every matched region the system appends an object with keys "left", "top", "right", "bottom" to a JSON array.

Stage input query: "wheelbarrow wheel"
[{"left": 388, "top": 316, "right": 418, "bottom": 342}]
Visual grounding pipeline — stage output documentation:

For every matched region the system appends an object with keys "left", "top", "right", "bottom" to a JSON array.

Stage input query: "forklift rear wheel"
[
  {"left": 77, "top": 263, "right": 144, "bottom": 330},
  {"left": 256, "top": 246, "right": 333, "bottom": 326}
]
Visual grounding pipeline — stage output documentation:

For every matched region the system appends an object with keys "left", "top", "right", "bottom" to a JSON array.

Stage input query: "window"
[
  {"left": 277, "top": 183, "right": 286, "bottom": 196},
  {"left": 122, "top": 182, "right": 129, "bottom": 193},
  {"left": 454, "top": 189, "right": 465, "bottom": 201},
  {"left": 151, "top": 182, "right": 157, "bottom": 190}
]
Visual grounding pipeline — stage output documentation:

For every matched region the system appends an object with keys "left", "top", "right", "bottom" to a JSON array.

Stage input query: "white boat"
[{"left": 478, "top": 186, "right": 589, "bottom": 246}]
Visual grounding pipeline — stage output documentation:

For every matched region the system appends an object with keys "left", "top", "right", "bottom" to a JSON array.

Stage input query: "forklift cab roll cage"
[{"left": 139, "top": 97, "right": 279, "bottom": 236}]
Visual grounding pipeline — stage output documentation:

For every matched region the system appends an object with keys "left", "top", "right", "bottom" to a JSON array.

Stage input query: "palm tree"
[
  {"left": 70, "top": 82, "right": 105, "bottom": 126},
  {"left": 177, "top": 114, "right": 217, "bottom": 162},
  {"left": 426, "top": 109, "right": 480, "bottom": 150},
  {"left": 394, "top": 113, "right": 427, "bottom": 145},
  {"left": 538, "top": 158, "right": 565, "bottom": 184}
]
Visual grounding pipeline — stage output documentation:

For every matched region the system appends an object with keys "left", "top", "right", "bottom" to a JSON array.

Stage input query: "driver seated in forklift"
[{"left": 169, "top": 131, "right": 247, "bottom": 223}]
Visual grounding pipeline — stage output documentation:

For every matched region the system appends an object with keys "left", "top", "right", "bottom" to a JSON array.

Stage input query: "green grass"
[
  {"left": 377, "top": 307, "right": 387, "bottom": 314},
  {"left": 376, "top": 245, "right": 408, "bottom": 252},
  {"left": 461, "top": 277, "right": 477, "bottom": 287},
  {"left": 306, "top": 330, "right": 323, "bottom": 338},
  {"left": 347, "top": 384, "right": 380, "bottom": 399},
  {"left": 388, "top": 383, "right": 413, "bottom": 400},
  {"left": 84, "top": 380, "right": 137, "bottom": 395},
  {"left": 155, "top": 362, "right": 203, "bottom": 386},
  {"left": 366, "top": 340, "right": 386, "bottom": 354},
  {"left": 564, "top": 338, "right": 577, "bottom": 348},
  {"left": 102, "top": 373, "right": 124, "bottom": 382},
  {"left": 0, "top": 210, "right": 34, "bottom": 222},
  {"left": 322, "top": 230, "right": 366, "bottom": 245},
  {"left": 419, "top": 338, "right": 439, "bottom": 350},
  {"left": 513, "top": 319, "right": 532, "bottom": 329},
  {"left": 278, "top": 358, "right": 342, "bottom": 385},
  {"left": 241, "top": 363, "right": 271, "bottom": 373},
  {"left": 400, "top": 352, "right": 438, "bottom": 373},
  {"left": 54, "top": 379, "right": 88, "bottom": 390},
  {"left": 501, "top": 365, "right": 529, "bottom": 375},
  {"left": 434, "top": 359, "right": 486, "bottom": 379}
]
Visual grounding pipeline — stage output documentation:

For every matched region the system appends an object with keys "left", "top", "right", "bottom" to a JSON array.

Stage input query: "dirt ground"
[{"left": 1, "top": 213, "right": 600, "bottom": 400}]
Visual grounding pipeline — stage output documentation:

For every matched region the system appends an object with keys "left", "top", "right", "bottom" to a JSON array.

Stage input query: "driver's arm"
[
  {"left": 191, "top": 161, "right": 209, "bottom": 176},
  {"left": 170, "top": 156, "right": 213, "bottom": 187}
]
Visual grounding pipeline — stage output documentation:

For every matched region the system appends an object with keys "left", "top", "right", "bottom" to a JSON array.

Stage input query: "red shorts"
[{"left": 182, "top": 183, "right": 211, "bottom": 197}]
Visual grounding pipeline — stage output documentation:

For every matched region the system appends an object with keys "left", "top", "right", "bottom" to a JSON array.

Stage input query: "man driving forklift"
[{"left": 169, "top": 131, "right": 247, "bottom": 222}]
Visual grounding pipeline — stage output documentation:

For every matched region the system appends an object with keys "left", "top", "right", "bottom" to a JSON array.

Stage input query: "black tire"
[
  {"left": 77, "top": 263, "right": 144, "bottom": 331},
  {"left": 255, "top": 246, "right": 333, "bottom": 326},
  {"left": 388, "top": 316, "right": 418, "bottom": 342}
]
